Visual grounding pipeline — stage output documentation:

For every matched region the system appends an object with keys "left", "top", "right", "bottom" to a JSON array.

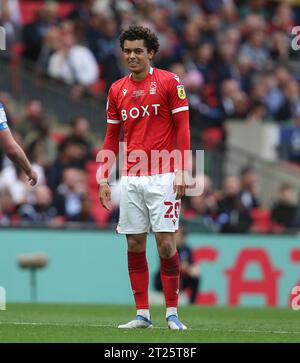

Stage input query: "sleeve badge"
[{"left": 177, "top": 85, "right": 186, "bottom": 100}]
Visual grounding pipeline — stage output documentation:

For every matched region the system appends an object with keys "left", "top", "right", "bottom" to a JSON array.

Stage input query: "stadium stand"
[{"left": 1, "top": 0, "right": 300, "bottom": 233}]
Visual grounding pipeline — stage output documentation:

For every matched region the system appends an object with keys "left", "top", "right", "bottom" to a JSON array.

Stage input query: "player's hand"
[
  {"left": 27, "top": 169, "right": 38, "bottom": 186},
  {"left": 99, "top": 183, "right": 112, "bottom": 210},
  {"left": 173, "top": 170, "right": 188, "bottom": 199}
]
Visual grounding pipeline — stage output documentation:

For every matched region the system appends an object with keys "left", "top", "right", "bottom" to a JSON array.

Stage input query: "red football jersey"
[{"left": 106, "top": 67, "right": 189, "bottom": 175}]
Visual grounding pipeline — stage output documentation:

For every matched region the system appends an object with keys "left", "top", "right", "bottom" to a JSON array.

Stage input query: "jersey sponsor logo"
[
  {"left": 132, "top": 89, "right": 145, "bottom": 97},
  {"left": 121, "top": 104, "right": 160, "bottom": 121},
  {"left": 177, "top": 85, "right": 186, "bottom": 100},
  {"left": 149, "top": 82, "right": 157, "bottom": 95},
  {"left": 122, "top": 89, "right": 128, "bottom": 96}
]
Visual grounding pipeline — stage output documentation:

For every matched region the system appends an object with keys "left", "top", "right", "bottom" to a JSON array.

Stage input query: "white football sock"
[
  {"left": 166, "top": 307, "right": 177, "bottom": 318},
  {"left": 137, "top": 309, "right": 150, "bottom": 320}
]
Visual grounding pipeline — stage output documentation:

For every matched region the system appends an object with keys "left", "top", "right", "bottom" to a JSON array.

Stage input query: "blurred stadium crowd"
[{"left": 1, "top": 0, "right": 300, "bottom": 232}]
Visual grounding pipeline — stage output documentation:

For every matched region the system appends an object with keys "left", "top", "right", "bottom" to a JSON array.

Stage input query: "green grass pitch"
[{"left": 0, "top": 303, "right": 300, "bottom": 343}]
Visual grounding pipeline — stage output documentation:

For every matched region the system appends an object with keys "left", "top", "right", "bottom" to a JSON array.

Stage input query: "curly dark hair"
[{"left": 119, "top": 26, "right": 160, "bottom": 54}]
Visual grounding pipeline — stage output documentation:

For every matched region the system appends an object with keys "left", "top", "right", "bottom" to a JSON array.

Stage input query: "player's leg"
[
  {"left": 144, "top": 173, "right": 186, "bottom": 330},
  {"left": 117, "top": 176, "right": 152, "bottom": 328},
  {"left": 118, "top": 233, "right": 153, "bottom": 329},
  {"left": 155, "top": 232, "right": 187, "bottom": 330}
]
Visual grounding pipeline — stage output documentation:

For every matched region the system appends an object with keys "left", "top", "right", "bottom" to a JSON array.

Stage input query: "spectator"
[
  {"left": 0, "top": 190, "right": 17, "bottom": 225},
  {"left": 275, "top": 79, "right": 300, "bottom": 123},
  {"left": 47, "top": 23, "right": 99, "bottom": 98},
  {"left": 216, "top": 176, "right": 252, "bottom": 233},
  {"left": 15, "top": 99, "right": 52, "bottom": 144},
  {"left": 271, "top": 183, "right": 300, "bottom": 230},
  {"left": 239, "top": 29, "right": 269, "bottom": 70},
  {"left": 63, "top": 116, "right": 94, "bottom": 162},
  {"left": 53, "top": 167, "right": 87, "bottom": 221},
  {"left": 36, "top": 25, "right": 61, "bottom": 74},
  {"left": 68, "top": 194, "right": 96, "bottom": 224},
  {"left": 47, "top": 138, "right": 87, "bottom": 191},
  {"left": 261, "top": 72, "right": 284, "bottom": 118},
  {"left": 68, "top": 0, "right": 96, "bottom": 23},
  {"left": 22, "top": 1, "right": 60, "bottom": 62},
  {"left": 239, "top": 166, "right": 261, "bottom": 210},
  {"left": 86, "top": 14, "right": 122, "bottom": 88},
  {"left": 18, "top": 185, "right": 58, "bottom": 225},
  {"left": 270, "top": 3, "right": 295, "bottom": 33}
]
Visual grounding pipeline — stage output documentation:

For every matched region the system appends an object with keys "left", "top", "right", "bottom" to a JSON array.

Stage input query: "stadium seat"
[
  {"left": 51, "top": 131, "right": 66, "bottom": 144},
  {"left": 201, "top": 127, "right": 224, "bottom": 150},
  {"left": 57, "top": 3, "right": 75, "bottom": 18},
  {"left": 19, "top": 1, "right": 44, "bottom": 24},
  {"left": 19, "top": 1, "right": 75, "bottom": 24},
  {"left": 250, "top": 208, "right": 271, "bottom": 233}
]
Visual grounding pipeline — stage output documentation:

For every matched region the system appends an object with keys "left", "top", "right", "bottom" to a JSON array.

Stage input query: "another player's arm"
[{"left": 0, "top": 128, "right": 38, "bottom": 186}]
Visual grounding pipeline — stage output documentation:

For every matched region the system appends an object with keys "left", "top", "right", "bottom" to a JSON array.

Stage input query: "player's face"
[{"left": 123, "top": 40, "right": 154, "bottom": 74}]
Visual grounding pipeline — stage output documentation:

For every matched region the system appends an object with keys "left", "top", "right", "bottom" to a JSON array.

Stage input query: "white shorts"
[{"left": 117, "top": 173, "right": 181, "bottom": 234}]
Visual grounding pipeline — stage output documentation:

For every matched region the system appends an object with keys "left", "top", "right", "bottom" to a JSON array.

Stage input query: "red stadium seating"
[
  {"left": 19, "top": 1, "right": 44, "bottom": 24},
  {"left": 201, "top": 127, "right": 224, "bottom": 150},
  {"left": 250, "top": 208, "right": 271, "bottom": 233},
  {"left": 19, "top": 0, "right": 75, "bottom": 24}
]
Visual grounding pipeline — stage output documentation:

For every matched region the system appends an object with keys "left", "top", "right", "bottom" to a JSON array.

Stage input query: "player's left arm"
[{"left": 168, "top": 76, "right": 191, "bottom": 199}]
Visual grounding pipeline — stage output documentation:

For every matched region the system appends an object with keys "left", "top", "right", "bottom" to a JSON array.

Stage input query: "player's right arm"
[
  {"left": 98, "top": 87, "right": 121, "bottom": 210},
  {"left": 0, "top": 104, "right": 38, "bottom": 186}
]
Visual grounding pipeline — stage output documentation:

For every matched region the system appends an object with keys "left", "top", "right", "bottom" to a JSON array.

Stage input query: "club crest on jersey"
[
  {"left": 149, "top": 82, "right": 157, "bottom": 95},
  {"left": 177, "top": 85, "right": 186, "bottom": 100}
]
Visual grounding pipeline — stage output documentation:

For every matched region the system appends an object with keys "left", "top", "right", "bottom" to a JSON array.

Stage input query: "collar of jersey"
[{"left": 129, "top": 66, "right": 154, "bottom": 83}]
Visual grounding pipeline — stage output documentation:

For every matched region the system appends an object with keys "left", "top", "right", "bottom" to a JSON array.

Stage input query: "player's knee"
[
  {"left": 159, "top": 241, "right": 176, "bottom": 259},
  {"left": 127, "top": 235, "right": 146, "bottom": 252}
]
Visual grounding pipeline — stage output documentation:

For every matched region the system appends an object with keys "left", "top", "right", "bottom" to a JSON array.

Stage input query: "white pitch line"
[{"left": 0, "top": 321, "right": 300, "bottom": 335}]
